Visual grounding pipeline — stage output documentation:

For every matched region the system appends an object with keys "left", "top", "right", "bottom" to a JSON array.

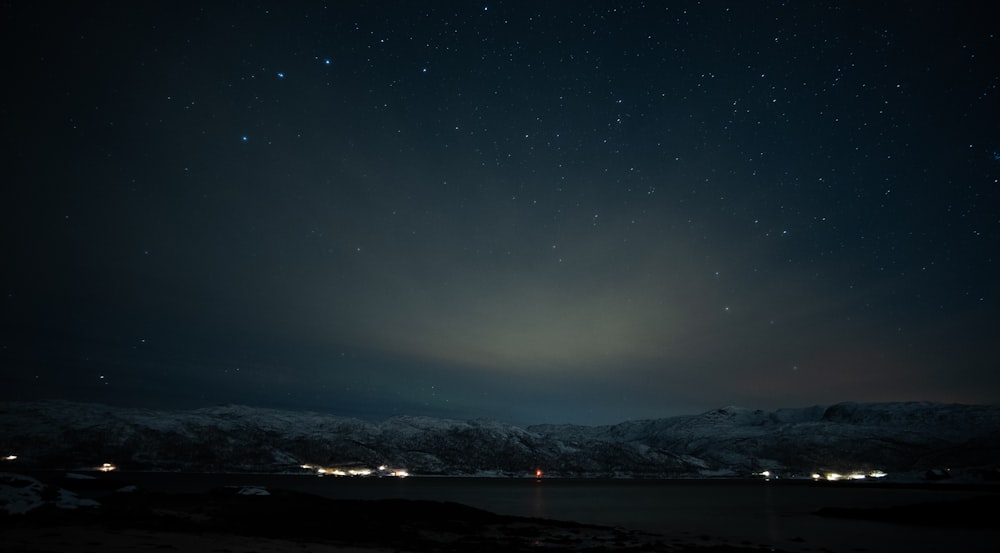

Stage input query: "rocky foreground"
[
  {"left": 4, "top": 472, "right": 1000, "bottom": 553},
  {"left": 0, "top": 472, "right": 792, "bottom": 553}
]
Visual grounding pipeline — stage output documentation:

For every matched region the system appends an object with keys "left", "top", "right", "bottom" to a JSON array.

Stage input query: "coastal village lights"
[
  {"left": 300, "top": 464, "right": 408, "bottom": 478},
  {"left": 812, "top": 470, "right": 888, "bottom": 481}
]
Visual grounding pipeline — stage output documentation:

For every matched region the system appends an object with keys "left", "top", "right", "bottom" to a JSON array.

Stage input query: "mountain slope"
[{"left": 1, "top": 401, "right": 998, "bottom": 478}]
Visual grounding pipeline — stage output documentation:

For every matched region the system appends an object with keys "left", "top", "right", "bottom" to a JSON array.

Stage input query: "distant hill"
[{"left": 2, "top": 400, "right": 998, "bottom": 479}]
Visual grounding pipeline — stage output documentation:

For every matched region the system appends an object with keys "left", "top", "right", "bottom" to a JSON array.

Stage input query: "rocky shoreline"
[
  {"left": 0, "top": 472, "right": 789, "bottom": 552},
  {"left": 7, "top": 471, "right": 999, "bottom": 552}
]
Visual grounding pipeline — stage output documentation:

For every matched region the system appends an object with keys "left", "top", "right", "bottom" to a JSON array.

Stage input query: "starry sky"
[{"left": 2, "top": 2, "right": 998, "bottom": 425}]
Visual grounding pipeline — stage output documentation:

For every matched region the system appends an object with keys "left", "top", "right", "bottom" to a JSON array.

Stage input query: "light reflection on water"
[
  {"left": 531, "top": 478, "right": 546, "bottom": 519},
  {"left": 118, "top": 474, "right": 998, "bottom": 553}
]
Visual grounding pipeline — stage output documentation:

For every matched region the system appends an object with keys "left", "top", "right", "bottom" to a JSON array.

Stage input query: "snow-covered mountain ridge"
[{"left": 1, "top": 401, "right": 998, "bottom": 479}]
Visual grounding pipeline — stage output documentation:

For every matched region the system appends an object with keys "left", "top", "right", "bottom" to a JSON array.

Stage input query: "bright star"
[{"left": 277, "top": 72, "right": 285, "bottom": 79}]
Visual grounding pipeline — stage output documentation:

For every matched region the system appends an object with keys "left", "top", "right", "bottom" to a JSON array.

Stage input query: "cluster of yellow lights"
[
  {"left": 812, "top": 470, "right": 887, "bottom": 481},
  {"left": 379, "top": 464, "right": 410, "bottom": 478},
  {"left": 98, "top": 463, "right": 117, "bottom": 472},
  {"left": 299, "top": 464, "right": 408, "bottom": 478},
  {"left": 3, "top": 455, "right": 16, "bottom": 461}
]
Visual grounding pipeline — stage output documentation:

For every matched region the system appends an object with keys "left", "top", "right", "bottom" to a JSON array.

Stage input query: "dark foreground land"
[
  {"left": 5, "top": 473, "right": 1000, "bottom": 553},
  {"left": 0, "top": 474, "right": 790, "bottom": 553}
]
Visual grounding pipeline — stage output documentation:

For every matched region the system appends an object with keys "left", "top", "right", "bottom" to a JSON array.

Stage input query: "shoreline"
[
  {"left": 1, "top": 474, "right": 761, "bottom": 552},
  {"left": 17, "top": 467, "right": 1000, "bottom": 488},
  {"left": 5, "top": 471, "right": 999, "bottom": 553}
]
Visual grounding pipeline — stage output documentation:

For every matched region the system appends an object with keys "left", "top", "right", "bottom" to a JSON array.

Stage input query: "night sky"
[{"left": 2, "top": 2, "right": 998, "bottom": 425}]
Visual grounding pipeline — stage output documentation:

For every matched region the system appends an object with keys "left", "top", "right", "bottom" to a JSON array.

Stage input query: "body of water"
[{"left": 116, "top": 473, "right": 998, "bottom": 553}]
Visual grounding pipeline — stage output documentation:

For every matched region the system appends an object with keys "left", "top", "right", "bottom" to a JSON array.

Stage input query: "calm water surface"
[{"left": 119, "top": 474, "right": 999, "bottom": 553}]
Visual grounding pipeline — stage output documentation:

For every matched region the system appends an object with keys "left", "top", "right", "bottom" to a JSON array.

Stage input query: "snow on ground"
[
  {"left": 0, "top": 473, "right": 100, "bottom": 514},
  {"left": 55, "top": 488, "right": 100, "bottom": 509},
  {"left": 234, "top": 485, "right": 270, "bottom": 496},
  {"left": 0, "top": 473, "right": 45, "bottom": 514}
]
